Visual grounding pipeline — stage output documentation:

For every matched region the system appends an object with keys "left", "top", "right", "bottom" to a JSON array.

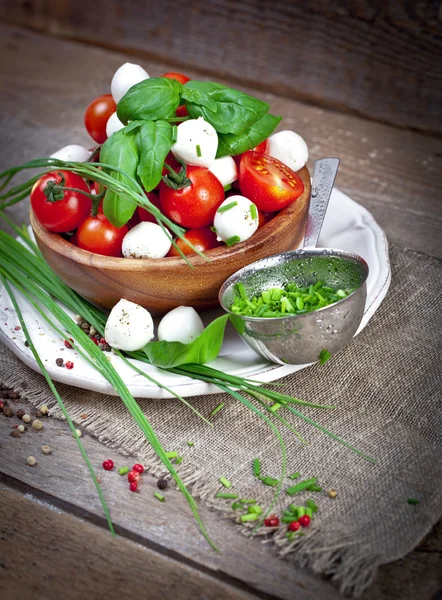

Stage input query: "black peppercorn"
[
  {"left": 16, "top": 409, "right": 26, "bottom": 420},
  {"left": 56, "top": 358, "right": 64, "bottom": 367},
  {"left": 157, "top": 478, "right": 168, "bottom": 490}
]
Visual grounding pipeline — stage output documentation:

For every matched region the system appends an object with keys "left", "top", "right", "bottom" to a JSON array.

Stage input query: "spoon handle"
[{"left": 303, "top": 157, "right": 340, "bottom": 249}]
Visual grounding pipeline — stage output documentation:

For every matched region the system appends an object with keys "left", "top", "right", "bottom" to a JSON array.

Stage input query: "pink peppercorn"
[
  {"left": 127, "top": 471, "right": 141, "bottom": 484},
  {"left": 132, "top": 463, "right": 144, "bottom": 474},
  {"left": 129, "top": 481, "right": 138, "bottom": 492},
  {"left": 264, "top": 516, "right": 280, "bottom": 527},
  {"left": 298, "top": 515, "right": 311, "bottom": 528},
  {"left": 64, "top": 338, "right": 74, "bottom": 349},
  {"left": 102, "top": 460, "right": 114, "bottom": 471},
  {"left": 288, "top": 521, "right": 301, "bottom": 532},
  {"left": 65, "top": 361, "right": 74, "bottom": 370}
]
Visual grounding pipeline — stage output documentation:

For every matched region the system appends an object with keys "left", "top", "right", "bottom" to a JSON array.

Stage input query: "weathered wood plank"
[
  {"left": 0, "top": 24, "right": 441, "bottom": 258},
  {"left": 0, "top": 0, "right": 441, "bottom": 133},
  {"left": 0, "top": 396, "right": 340, "bottom": 600},
  {"left": 0, "top": 488, "right": 259, "bottom": 600}
]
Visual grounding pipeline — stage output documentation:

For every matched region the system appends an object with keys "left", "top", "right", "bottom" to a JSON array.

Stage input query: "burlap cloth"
[{"left": 1, "top": 244, "right": 441, "bottom": 596}]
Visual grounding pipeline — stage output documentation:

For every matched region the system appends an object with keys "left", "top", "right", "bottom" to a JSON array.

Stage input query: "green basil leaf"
[
  {"left": 123, "top": 120, "right": 145, "bottom": 135},
  {"left": 144, "top": 314, "right": 229, "bottom": 369},
  {"left": 216, "top": 113, "right": 282, "bottom": 157},
  {"left": 100, "top": 129, "right": 139, "bottom": 227},
  {"left": 183, "top": 81, "right": 225, "bottom": 94},
  {"left": 137, "top": 120, "right": 173, "bottom": 192},
  {"left": 187, "top": 88, "right": 269, "bottom": 135},
  {"left": 117, "top": 77, "right": 182, "bottom": 124},
  {"left": 180, "top": 87, "right": 218, "bottom": 112}
]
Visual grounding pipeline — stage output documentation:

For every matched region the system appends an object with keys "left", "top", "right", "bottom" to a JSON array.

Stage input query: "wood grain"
[
  {"left": 0, "top": 0, "right": 441, "bottom": 133},
  {"left": 0, "top": 488, "right": 261, "bottom": 600},
  {"left": 30, "top": 170, "right": 310, "bottom": 314},
  {"left": 0, "top": 24, "right": 441, "bottom": 259}
]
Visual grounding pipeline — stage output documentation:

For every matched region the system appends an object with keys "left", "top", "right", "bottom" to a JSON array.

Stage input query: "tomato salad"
[{"left": 31, "top": 62, "right": 309, "bottom": 258}]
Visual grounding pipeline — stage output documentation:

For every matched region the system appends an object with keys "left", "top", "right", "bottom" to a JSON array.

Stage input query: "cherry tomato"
[
  {"left": 239, "top": 152, "right": 304, "bottom": 212},
  {"left": 167, "top": 227, "right": 222, "bottom": 257},
  {"left": 258, "top": 210, "right": 273, "bottom": 228},
  {"left": 77, "top": 213, "right": 128, "bottom": 257},
  {"left": 162, "top": 152, "right": 181, "bottom": 176},
  {"left": 161, "top": 72, "right": 191, "bottom": 117},
  {"left": 159, "top": 166, "right": 224, "bottom": 229},
  {"left": 84, "top": 94, "right": 116, "bottom": 144},
  {"left": 161, "top": 72, "right": 191, "bottom": 85},
  {"left": 137, "top": 192, "right": 161, "bottom": 223},
  {"left": 232, "top": 141, "right": 267, "bottom": 169},
  {"left": 31, "top": 171, "right": 92, "bottom": 233}
]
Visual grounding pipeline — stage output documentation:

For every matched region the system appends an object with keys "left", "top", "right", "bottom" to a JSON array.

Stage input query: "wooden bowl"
[{"left": 31, "top": 166, "right": 311, "bottom": 315}]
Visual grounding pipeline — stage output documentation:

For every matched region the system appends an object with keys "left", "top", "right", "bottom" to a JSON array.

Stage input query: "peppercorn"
[
  {"left": 56, "top": 358, "right": 64, "bottom": 367},
  {"left": 65, "top": 361, "right": 74, "bottom": 370},
  {"left": 132, "top": 463, "right": 144, "bottom": 474},
  {"left": 35, "top": 409, "right": 42, "bottom": 418},
  {"left": 129, "top": 481, "right": 138, "bottom": 492},
  {"left": 32, "top": 419, "right": 43, "bottom": 431},
  {"left": 8, "top": 391, "right": 19, "bottom": 399},
  {"left": 157, "top": 478, "right": 168, "bottom": 490},
  {"left": 73, "top": 429, "right": 82, "bottom": 438},
  {"left": 27, "top": 456, "right": 37, "bottom": 466},
  {"left": 41, "top": 445, "right": 51, "bottom": 455},
  {"left": 298, "top": 515, "right": 311, "bottom": 528},
  {"left": 328, "top": 489, "right": 337, "bottom": 499},
  {"left": 3, "top": 407, "right": 13, "bottom": 417},
  {"left": 10, "top": 430, "right": 20, "bottom": 438},
  {"left": 18, "top": 425, "right": 25, "bottom": 433},
  {"left": 81, "top": 322, "right": 90, "bottom": 332},
  {"left": 74, "top": 314, "right": 83, "bottom": 324},
  {"left": 64, "top": 338, "right": 74, "bottom": 349},
  {"left": 16, "top": 409, "right": 25, "bottom": 420},
  {"left": 24, "top": 340, "right": 30, "bottom": 347},
  {"left": 102, "top": 460, "right": 114, "bottom": 471},
  {"left": 264, "top": 515, "right": 280, "bottom": 527},
  {"left": 127, "top": 471, "right": 141, "bottom": 484},
  {"left": 288, "top": 520, "right": 301, "bottom": 532},
  {"left": 40, "top": 405, "right": 49, "bottom": 416},
  {"left": 89, "top": 326, "right": 97, "bottom": 336},
  {"left": 22, "top": 414, "right": 31, "bottom": 423}
]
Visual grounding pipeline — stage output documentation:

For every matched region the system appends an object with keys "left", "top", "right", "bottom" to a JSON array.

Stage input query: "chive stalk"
[
  {"left": 287, "top": 478, "right": 317, "bottom": 496},
  {"left": 219, "top": 477, "right": 232, "bottom": 488},
  {"left": 217, "top": 201, "right": 238, "bottom": 213},
  {"left": 209, "top": 402, "right": 225, "bottom": 417},
  {"left": 215, "top": 492, "right": 238, "bottom": 499},
  {"left": 253, "top": 458, "right": 261, "bottom": 477},
  {"left": 154, "top": 492, "right": 165, "bottom": 502}
]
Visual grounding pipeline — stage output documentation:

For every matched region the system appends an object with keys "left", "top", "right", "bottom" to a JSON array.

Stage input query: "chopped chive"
[
  {"left": 118, "top": 466, "right": 130, "bottom": 476},
  {"left": 175, "top": 456, "right": 184, "bottom": 465},
  {"left": 196, "top": 144, "right": 202, "bottom": 157},
  {"left": 297, "top": 506, "right": 306, "bottom": 517},
  {"left": 286, "top": 531, "right": 296, "bottom": 542},
  {"left": 269, "top": 402, "right": 282, "bottom": 413},
  {"left": 250, "top": 203, "right": 258, "bottom": 220},
  {"left": 154, "top": 492, "right": 165, "bottom": 502},
  {"left": 287, "top": 477, "right": 317, "bottom": 496},
  {"left": 248, "top": 504, "right": 263, "bottom": 516},
  {"left": 305, "top": 506, "right": 313, "bottom": 518},
  {"left": 308, "top": 485, "right": 323, "bottom": 492},
  {"left": 217, "top": 200, "right": 238, "bottom": 213},
  {"left": 288, "top": 504, "right": 300, "bottom": 516},
  {"left": 231, "top": 501, "right": 243, "bottom": 510},
  {"left": 223, "top": 184, "right": 232, "bottom": 191},
  {"left": 259, "top": 476, "right": 279, "bottom": 487},
  {"left": 240, "top": 513, "right": 258, "bottom": 523},
  {"left": 219, "top": 477, "right": 232, "bottom": 488},
  {"left": 253, "top": 458, "right": 261, "bottom": 477},
  {"left": 288, "top": 472, "right": 301, "bottom": 480},
  {"left": 281, "top": 515, "right": 299, "bottom": 524},
  {"left": 172, "top": 125, "right": 177, "bottom": 143},
  {"left": 209, "top": 401, "right": 225, "bottom": 417},
  {"left": 306, "top": 499, "right": 318, "bottom": 512},
  {"left": 318, "top": 349, "right": 331, "bottom": 365},
  {"left": 239, "top": 499, "right": 257, "bottom": 505},
  {"left": 186, "top": 441, "right": 194, "bottom": 447},
  {"left": 226, "top": 235, "right": 241, "bottom": 247},
  {"left": 408, "top": 498, "right": 419, "bottom": 505},
  {"left": 165, "top": 451, "right": 178, "bottom": 459},
  {"left": 216, "top": 492, "right": 238, "bottom": 499}
]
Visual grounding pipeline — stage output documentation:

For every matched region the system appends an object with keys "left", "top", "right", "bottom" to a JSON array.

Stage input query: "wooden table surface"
[{"left": 0, "top": 21, "right": 441, "bottom": 600}]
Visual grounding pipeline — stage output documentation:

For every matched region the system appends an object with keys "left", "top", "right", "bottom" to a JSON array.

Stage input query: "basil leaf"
[
  {"left": 100, "top": 129, "right": 139, "bottom": 227},
  {"left": 137, "top": 120, "right": 173, "bottom": 192},
  {"left": 187, "top": 88, "right": 269, "bottom": 135},
  {"left": 117, "top": 77, "right": 182, "bottom": 124},
  {"left": 123, "top": 120, "right": 145, "bottom": 135},
  {"left": 216, "top": 113, "right": 282, "bottom": 157},
  {"left": 183, "top": 81, "right": 225, "bottom": 93},
  {"left": 144, "top": 314, "right": 229, "bottom": 369},
  {"left": 180, "top": 88, "right": 218, "bottom": 112}
]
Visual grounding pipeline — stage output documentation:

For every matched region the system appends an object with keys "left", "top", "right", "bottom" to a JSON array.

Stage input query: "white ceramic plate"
[{"left": 0, "top": 188, "right": 390, "bottom": 398}]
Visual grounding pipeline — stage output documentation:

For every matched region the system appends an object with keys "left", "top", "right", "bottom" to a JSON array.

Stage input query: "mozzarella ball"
[
  {"left": 171, "top": 117, "right": 218, "bottom": 168},
  {"left": 209, "top": 156, "right": 237, "bottom": 187},
  {"left": 213, "top": 195, "right": 259, "bottom": 244},
  {"left": 158, "top": 306, "right": 205, "bottom": 344},
  {"left": 50, "top": 145, "right": 91, "bottom": 162},
  {"left": 122, "top": 222, "right": 172, "bottom": 259},
  {"left": 111, "top": 62, "right": 149, "bottom": 104},
  {"left": 106, "top": 112, "right": 125, "bottom": 138},
  {"left": 267, "top": 130, "right": 309, "bottom": 172},
  {"left": 105, "top": 299, "right": 154, "bottom": 351}
]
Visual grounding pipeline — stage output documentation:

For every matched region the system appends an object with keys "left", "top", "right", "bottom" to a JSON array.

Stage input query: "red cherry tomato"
[
  {"left": 161, "top": 72, "right": 191, "bottom": 85},
  {"left": 77, "top": 213, "right": 128, "bottom": 257},
  {"left": 167, "top": 227, "right": 222, "bottom": 257},
  {"left": 175, "top": 104, "right": 189, "bottom": 118},
  {"left": 31, "top": 171, "right": 92, "bottom": 233},
  {"left": 159, "top": 166, "right": 224, "bottom": 229},
  {"left": 232, "top": 141, "right": 267, "bottom": 169},
  {"left": 84, "top": 94, "right": 116, "bottom": 144},
  {"left": 239, "top": 152, "right": 304, "bottom": 212},
  {"left": 137, "top": 192, "right": 161, "bottom": 223},
  {"left": 162, "top": 152, "right": 181, "bottom": 176}
]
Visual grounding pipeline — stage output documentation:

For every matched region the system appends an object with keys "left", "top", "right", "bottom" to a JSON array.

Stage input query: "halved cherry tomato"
[
  {"left": 239, "top": 152, "right": 304, "bottom": 212},
  {"left": 77, "top": 213, "right": 128, "bottom": 257},
  {"left": 232, "top": 141, "right": 268, "bottom": 169},
  {"left": 31, "top": 171, "right": 92, "bottom": 233},
  {"left": 84, "top": 94, "right": 116, "bottom": 144},
  {"left": 159, "top": 166, "right": 224, "bottom": 229},
  {"left": 167, "top": 227, "right": 222, "bottom": 257},
  {"left": 161, "top": 72, "right": 191, "bottom": 117},
  {"left": 137, "top": 192, "right": 161, "bottom": 223}
]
